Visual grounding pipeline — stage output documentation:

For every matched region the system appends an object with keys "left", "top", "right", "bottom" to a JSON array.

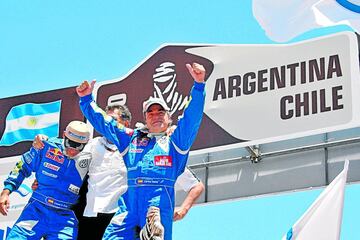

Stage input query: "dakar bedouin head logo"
[{"left": 151, "top": 62, "right": 189, "bottom": 116}]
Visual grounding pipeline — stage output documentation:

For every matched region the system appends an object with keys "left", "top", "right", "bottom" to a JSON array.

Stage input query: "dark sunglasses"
[
  {"left": 111, "top": 113, "right": 130, "bottom": 122},
  {"left": 64, "top": 137, "right": 85, "bottom": 151}
]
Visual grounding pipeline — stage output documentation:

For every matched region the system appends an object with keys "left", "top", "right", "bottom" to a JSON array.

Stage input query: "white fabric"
[
  {"left": 175, "top": 168, "right": 200, "bottom": 192},
  {"left": 282, "top": 160, "right": 349, "bottom": 240},
  {"left": 83, "top": 137, "right": 128, "bottom": 217},
  {"left": 253, "top": 0, "right": 360, "bottom": 42}
]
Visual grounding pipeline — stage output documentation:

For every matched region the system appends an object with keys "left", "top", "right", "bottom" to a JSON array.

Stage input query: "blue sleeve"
[
  {"left": 3, "top": 147, "right": 41, "bottom": 193},
  {"left": 79, "top": 94, "right": 133, "bottom": 153},
  {"left": 170, "top": 81, "right": 206, "bottom": 154}
]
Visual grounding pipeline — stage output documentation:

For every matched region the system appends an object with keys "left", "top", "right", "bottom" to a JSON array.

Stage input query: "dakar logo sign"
[{"left": 151, "top": 62, "right": 189, "bottom": 115}]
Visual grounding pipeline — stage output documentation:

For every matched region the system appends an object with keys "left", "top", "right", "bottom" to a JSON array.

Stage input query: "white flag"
[
  {"left": 253, "top": 0, "right": 360, "bottom": 42},
  {"left": 283, "top": 160, "right": 349, "bottom": 240}
]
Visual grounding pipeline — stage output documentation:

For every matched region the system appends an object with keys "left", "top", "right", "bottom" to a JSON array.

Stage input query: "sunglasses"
[
  {"left": 111, "top": 113, "right": 130, "bottom": 121},
  {"left": 64, "top": 137, "right": 85, "bottom": 151}
]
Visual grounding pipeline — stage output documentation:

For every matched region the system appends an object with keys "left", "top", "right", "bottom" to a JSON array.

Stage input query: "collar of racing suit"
[{"left": 135, "top": 122, "right": 168, "bottom": 138}]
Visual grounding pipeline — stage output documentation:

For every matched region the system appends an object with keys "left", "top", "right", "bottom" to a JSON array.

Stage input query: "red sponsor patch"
[
  {"left": 154, "top": 155, "right": 172, "bottom": 167},
  {"left": 45, "top": 148, "right": 65, "bottom": 164}
]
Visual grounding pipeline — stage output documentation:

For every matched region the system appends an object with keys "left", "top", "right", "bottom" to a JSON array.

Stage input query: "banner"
[
  {"left": 283, "top": 160, "right": 349, "bottom": 240},
  {"left": 95, "top": 32, "right": 360, "bottom": 153},
  {"left": 0, "top": 32, "right": 359, "bottom": 157}
]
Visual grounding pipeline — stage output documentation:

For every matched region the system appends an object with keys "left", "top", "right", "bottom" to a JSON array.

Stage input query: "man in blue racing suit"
[
  {"left": 0, "top": 121, "right": 92, "bottom": 239},
  {"left": 76, "top": 63, "right": 206, "bottom": 240}
]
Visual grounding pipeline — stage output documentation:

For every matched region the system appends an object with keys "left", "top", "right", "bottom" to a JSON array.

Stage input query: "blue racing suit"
[
  {"left": 79, "top": 81, "right": 205, "bottom": 240},
  {"left": 3, "top": 138, "right": 91, "bottom": 240}
]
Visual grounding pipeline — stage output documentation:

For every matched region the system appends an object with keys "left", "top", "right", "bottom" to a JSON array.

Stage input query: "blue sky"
[{"left": 0, "top": 1, "right": 358, "bottom": 239}]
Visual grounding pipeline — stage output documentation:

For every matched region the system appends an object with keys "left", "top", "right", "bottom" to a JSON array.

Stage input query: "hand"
[
  {"left": 0, "top": 189, "right": 11, "bottom": 216},
  {"left": 76, "top": 80, "right": 96, "bottom": 97},
  {"left": 32, "top": 134, "right": 48, "bottom": 149},
  {"left": 173, "top": 206, "right": 188, "bottom": 221},
  {"left": 31, "top": 179, "right": 39, "bottom": 191},
  {"left": 186, "top": 63, "right": 205, "bottom": 83}
]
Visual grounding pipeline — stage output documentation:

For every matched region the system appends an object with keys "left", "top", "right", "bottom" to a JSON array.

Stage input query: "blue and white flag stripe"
[
  {"left": 5, "top": 101, "right": 61, "bottom": 120},
  {"left": 0, "top": 125, "right": 60, "bottom": 146},
  {"left": 4, "top": 113, "right": 60, "bottom": 132},
  {"left": 0, "top": 100, "right": 61, "bottom": 146}
]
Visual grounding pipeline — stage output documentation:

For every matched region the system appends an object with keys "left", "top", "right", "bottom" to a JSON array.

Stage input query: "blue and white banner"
[
  {"left": 0, "top": 100, "right": 61, "bottom": 146},
  {"left": 253, "top": 0, "right": 360, "bottom": 42},
  {"left": 283, "top": 161, "right": 349, "bottom": 240}
]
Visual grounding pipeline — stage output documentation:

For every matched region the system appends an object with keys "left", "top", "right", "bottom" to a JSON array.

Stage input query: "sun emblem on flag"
[{"left": 27, "top": 117, "right": 38, "bottom": 128}]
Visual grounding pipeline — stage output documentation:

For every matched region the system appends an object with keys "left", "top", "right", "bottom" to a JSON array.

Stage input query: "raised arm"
[
  {"left": 171, "top": 63, "right": 206, "bottom": 156},
  {"left": 77, "top": 80, "right": 133, "bottom": 153}
]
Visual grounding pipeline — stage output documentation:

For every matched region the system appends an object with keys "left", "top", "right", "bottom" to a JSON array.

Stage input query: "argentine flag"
[
  {"left": 283, "top": 161, "right": 349, "bottom": 240},
  {"left": 0, "top": 100, "right": 61, "bottom": 146}
]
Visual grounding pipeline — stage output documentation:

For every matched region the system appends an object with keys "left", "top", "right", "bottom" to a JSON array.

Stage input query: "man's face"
[
  {"left": 63, "top": 134, "right": 86, "bottom": 158},
  {"left": 107, "top": 109, "right": 130, "bottom": 127},
  {"left": 145, "top": 104, "right": 170, "bottom": 133}
]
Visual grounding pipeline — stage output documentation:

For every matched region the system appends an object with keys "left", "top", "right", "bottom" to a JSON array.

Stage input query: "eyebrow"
[{"left": 146, "top": 108, "right": 165, "bottom": 113}]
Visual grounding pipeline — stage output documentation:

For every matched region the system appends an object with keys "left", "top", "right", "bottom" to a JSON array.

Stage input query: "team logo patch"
[
  {"left": 46, "top": 148, "right": 64, "bottom": 164},
  {"left": 78, "top": 159, "right": 89, "bottom": 168},
  {"left": 68, "top": 184, "right": 80, "bottom": 194},
  {"left": 44, "top": 162, "right": 60, "bottom": 171},
  {"left": 29, "top": 148, "right": 38, "bottom": 158},
  {"left": 132, "top": 138, "right": 149, "bottom": 147},
  {"left": 154, "top": 155, "right": 172, "bottom": 167}
]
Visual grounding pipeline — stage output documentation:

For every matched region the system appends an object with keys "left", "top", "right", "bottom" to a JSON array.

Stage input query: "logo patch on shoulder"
[
  {"left": 154, "top": 155, "right": 172, "bottom": 167},
  {"left": 78, "top": 158, "right": 89, "bottom": 168}
]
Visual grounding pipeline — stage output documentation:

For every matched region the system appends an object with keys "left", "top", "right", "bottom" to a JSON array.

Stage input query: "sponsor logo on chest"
[
  {"left": 129, "top": 149, "right": 144, "bottom": 153},
  {"left": 43, "top": 162, "right": 60, "bottom": 171},
  {"left": 154, "top": 155, "right": 172, "bottom": 167},
  {"left": 46, "top": 148, "right": 65, "bottom": 164},
  {"left": 42, "top": 170, "right": 58, "bottom": 178},
  {"left": 132, "top": 138, "right": 149, "bottom": 147}
]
